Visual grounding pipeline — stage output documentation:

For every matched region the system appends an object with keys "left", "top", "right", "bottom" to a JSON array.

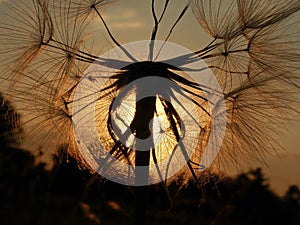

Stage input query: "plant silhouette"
[{"left": 0, "top": 0, "right": 300, "bottom": 224}]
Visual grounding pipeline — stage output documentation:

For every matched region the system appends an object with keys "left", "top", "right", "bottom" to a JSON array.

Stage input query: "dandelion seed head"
[
  {"left": 0, "top": 0, "right": 299, "bottom": 188},
  {"left": 0, "top": 0, "right": 53, "bottom": 76}
]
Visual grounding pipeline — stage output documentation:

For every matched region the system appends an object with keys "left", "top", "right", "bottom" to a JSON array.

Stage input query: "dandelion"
[
  {"left": 0, "top": 0, "right": 53, "bottom": 79},
  {"left": 0, "top": 0, "right": 300, "bottom": 224}
]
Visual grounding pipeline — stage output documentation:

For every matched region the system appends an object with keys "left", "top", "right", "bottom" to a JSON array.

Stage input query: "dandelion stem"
[
  {"left": 149, "top": 0, "right": 159, "bottom": 61},
  {"left": 42, "top": 41, "right": 94, "bottom": 63},
  {"left": 158, "top": 0, "right": 170, "bottom": 23},
  {"left": 154, "top": 1, "right": 191, "bottom": 60},
  {"left": 91, "top": 5, "right": 137, "bottom": 62},
  {"left": 163, "top": 1, "right": 191, "bottom": 43},
  {"left": 134, "top": 186, "right": 148, "bottom": 225},
  {"left": 132, "top": 96, "right": 155, "bottom": 225},
  {"left": 201, "top": 48, "right": 248, "bottom": 59},
  {"left": 50, "top": 38, "right": 99, "bottom": 59}
]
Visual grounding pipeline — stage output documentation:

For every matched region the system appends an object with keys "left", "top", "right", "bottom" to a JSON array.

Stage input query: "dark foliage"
[{"left": 1, "top": 97, "right": 299, "bottom": 225}]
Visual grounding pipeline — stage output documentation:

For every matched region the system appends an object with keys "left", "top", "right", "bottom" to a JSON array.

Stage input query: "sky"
[
  {"left": 89, "top": 0, "right": 211, "bottom": 51},
  {"left": 0, "top": 0, "right": 299, "bottom": 195}
]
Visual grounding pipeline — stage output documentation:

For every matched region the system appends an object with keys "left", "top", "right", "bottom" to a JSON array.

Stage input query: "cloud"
[
  {"left": 102, "top": 8, "right": 144, "bottom": 29},
  {"left": 103, "top": 8, "right": 137, "bottom": 21},
  {"left": 109, "top": 21, "right": 143, "bottom": 29}
]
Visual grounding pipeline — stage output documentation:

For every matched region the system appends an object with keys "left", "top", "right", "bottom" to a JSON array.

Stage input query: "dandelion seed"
[
  {"left": 237, "top": 0, "right": 300, "bottom": 29},
  {"left": 58, "top": 0, "right": 114, "bottom": 20},
  {"left": 0, "top": 0, "right": 53, "bottom": 78}
]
